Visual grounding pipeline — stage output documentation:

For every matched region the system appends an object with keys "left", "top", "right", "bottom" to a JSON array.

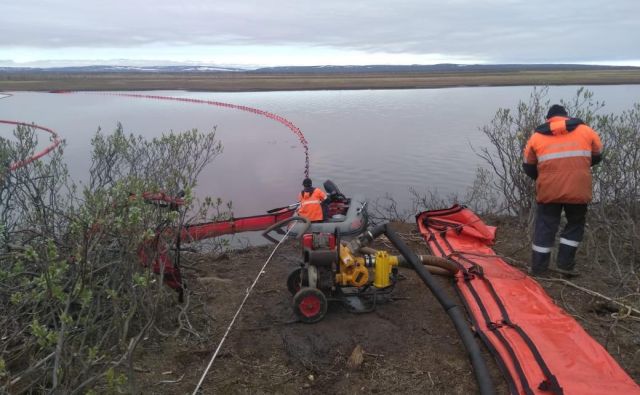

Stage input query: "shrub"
[{"left": 1, "top": 124, "right": 226, "bottom": 393}]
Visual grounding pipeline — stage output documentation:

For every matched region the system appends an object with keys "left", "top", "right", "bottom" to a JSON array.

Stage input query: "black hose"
[{"left": 381, "top": 224, "right": 496, "bottom": 395}]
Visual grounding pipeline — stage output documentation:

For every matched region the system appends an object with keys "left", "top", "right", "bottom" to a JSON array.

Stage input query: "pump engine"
[{"left": 287, "top": 232, "right": 400, "bottom": 323}]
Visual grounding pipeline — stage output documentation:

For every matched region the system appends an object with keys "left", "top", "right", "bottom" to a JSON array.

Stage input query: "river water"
[{"left": 1, "top": 86, "right": 638, "bottom": 219}]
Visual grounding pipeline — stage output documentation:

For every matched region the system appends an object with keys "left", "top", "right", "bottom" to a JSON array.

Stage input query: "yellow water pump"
[{"left": 288, "top": 232, "right": 457, "bottom": 323}]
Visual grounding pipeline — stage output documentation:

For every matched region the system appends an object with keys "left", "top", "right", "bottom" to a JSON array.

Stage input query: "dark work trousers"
[{"left": 531, "top": 203, "right": 588, "bottom": 273}]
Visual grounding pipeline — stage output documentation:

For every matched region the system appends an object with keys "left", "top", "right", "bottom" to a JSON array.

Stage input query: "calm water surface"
[{"left": 1, "top": 86, "right": 638, "bottom": 219}]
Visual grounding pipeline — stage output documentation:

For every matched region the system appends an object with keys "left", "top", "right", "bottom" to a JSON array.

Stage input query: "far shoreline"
[{"left": 2, "top": 69, "right": 640, "bottom": 92}]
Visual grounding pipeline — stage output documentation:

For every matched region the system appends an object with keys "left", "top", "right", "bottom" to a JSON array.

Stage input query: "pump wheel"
[
  {"left": 287, "top": 268, "right": 308, "bottom": 295},
  {"left": 293, "top": 287, "right": 327, "bottom": 323}
]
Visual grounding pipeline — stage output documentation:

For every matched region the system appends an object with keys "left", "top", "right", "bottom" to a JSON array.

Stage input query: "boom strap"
[{"left": 417, "top": 205, "right": 640, "bottom": 395}]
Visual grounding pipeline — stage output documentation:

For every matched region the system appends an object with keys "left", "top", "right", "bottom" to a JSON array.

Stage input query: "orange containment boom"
[
  {"left": 417, "top": 205, "right": 640, "bottom": 395},
  {"left": 180, "top": 208, "right": 295, "bottom": 242},
  {"left": 138, "top": 205, "right": 296, "bottom": 297}
]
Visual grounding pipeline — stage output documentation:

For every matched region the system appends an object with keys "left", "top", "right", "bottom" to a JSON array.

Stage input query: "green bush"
[{"left": 1, "top": 124, "right": 227, "bottom": 393}]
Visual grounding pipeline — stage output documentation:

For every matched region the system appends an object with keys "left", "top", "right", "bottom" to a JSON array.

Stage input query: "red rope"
[{"left": 1, "top": 120, "right": 62, "bottom": 171}]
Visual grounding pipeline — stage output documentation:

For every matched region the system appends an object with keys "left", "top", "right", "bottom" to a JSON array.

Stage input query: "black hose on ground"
[{"left": 372, "top": 223, "right": 496, "bottom": 395}]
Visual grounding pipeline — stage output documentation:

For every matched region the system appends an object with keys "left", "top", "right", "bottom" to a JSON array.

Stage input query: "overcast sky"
[{"left": 1, "top": 0, "right": 639, "bottom": 67}]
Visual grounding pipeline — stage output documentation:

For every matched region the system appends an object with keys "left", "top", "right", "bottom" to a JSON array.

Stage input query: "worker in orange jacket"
[
  {"left": 297, "top": 178, "right": 327, "bottom": 222},
  {"left": 523, "top": 104, "right": 603, "bottom": 276}
]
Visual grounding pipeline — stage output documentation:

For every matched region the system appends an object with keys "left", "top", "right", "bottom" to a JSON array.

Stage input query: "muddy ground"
[{"left": 135, "top": 220, "right": 640, "bottom": 394}]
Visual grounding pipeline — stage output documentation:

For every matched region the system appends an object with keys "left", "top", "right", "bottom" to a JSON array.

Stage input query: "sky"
[{"left": 1, "top": 0, "right": 639, "bottom": 68}]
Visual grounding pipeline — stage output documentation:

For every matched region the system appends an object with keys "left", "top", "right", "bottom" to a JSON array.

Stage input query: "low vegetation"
[
  {"left": 1, "top": 124, "right": 227, "bottom": 393},
  {"left": 2, "top": 70, "right": 640, "bottom": 91}
]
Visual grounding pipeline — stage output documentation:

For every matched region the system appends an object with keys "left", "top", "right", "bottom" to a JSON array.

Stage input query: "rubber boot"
[
  {"left": 530, "top": 251, "right": 551, "bottom": 275},
  {"left": 556, "top": 244, "right": 578, "bottom": 272}
]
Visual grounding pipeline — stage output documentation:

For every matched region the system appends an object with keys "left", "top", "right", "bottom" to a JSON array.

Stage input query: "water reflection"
[{"left": 1, "top": 86, "right": 638, "bottom": 221}]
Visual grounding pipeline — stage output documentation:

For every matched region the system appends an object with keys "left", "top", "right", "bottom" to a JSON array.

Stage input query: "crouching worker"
[
  {"left": 522, "top": 104, "right": 603, "bottom": 276},
  {"left": 297, "top": 178, "right": 327, "bottom": 222}
]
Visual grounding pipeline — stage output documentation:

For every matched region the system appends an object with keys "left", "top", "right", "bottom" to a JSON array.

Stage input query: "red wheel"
[{"left": 293, "top": 287, "right": 327, "bottom": 323}]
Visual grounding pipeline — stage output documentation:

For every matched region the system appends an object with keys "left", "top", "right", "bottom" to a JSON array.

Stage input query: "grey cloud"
[{"left": 1, "top": 0, "right": 639, "bottom": 63}]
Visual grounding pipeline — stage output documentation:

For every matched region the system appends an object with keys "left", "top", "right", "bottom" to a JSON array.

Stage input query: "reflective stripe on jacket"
[
  {"left": 297, "top": 188, "right": 327, "bottom": 221},
  {"left": 523, "top": 116, "right": 603, "bottom": 204}
]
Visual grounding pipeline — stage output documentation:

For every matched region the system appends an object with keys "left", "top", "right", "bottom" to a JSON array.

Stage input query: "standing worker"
[
  {"left": 297, "top": 178, "right": 327, "bottom": 222},
  {"left": 523, "top": 104, "right": 603, "bottom": 276}
]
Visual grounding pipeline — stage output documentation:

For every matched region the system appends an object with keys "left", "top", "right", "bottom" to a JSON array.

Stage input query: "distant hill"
[
  {"left": 0, "top": 65, "right": 246, "bottom": 73},
  {"left": 250, "top": 64, "right": 640, "bottom": 74},
  {"left": 1, "top": 63, "right": 639, "bottom": 74}
]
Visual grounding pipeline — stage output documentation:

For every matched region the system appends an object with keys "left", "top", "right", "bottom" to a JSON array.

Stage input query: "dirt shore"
[
  {"left": 135, "top": 220, "right": 639, "bottom": 394},
  {"left": 3, "top": 70, "right": 640, "bottom": 92}
]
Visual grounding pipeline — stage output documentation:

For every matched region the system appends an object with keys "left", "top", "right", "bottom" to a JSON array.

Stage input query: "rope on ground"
[
  {"left": 537, "top": 277, "right": 640, "bottom": 318},
  {"left": 191, "top": 225, "right": 295, "bottom": 395}
]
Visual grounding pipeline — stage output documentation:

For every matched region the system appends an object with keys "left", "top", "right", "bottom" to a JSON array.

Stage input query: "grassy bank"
[{"left": 2, "top": 69, "right": 640, "bottom": 92}]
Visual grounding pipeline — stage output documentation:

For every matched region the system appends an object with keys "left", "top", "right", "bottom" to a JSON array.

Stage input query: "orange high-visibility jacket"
[
  {"left": 297, "top": 188, "right": 327, "bottom": 221},
  {"left": 524, "top": 116, "right": 603, "bottom": 204}
]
